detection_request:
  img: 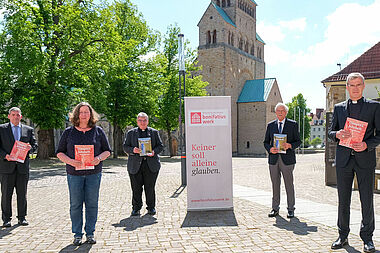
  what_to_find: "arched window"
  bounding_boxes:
[246,141,250,149]
[222,0,226,7]
[238,38,243,50]
[227,0,231,6]
[250,45,255,55]
[216,0,220,6]
[231,33,234,46]
[245,41,249,53]
[207,31,211,44]
[228,31,231,45]
[212,30,217,44]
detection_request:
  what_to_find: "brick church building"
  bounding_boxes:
[197,0,282,155]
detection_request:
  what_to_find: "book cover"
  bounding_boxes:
[9,141,30,163]
[138,137,152,156]
[74,145,95,170]
[273,134,287,154]
[339,117,368,149]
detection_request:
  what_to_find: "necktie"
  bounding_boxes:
[14,126,20,141]
[278,122,282,134]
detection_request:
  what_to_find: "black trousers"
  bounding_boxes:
[128,159,159,211]
[336,156,375,243]
[0,171,29,222]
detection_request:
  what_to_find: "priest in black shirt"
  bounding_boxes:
[328,73,380,252]
[123,112,163,216]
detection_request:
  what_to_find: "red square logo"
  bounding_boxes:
[191,112,202,124]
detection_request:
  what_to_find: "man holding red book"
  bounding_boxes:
[329,73,380,252]
[0,107,37,227]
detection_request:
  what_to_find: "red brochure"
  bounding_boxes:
[9,141,31,163]
[74,145,94,170]
[339,117,368,149]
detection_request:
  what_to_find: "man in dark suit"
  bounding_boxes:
[329,73,380,253]
[264,103,301,219]
[0,107,37,227]
[123,112,163,216]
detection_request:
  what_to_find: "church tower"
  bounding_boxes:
[198,0,266,154]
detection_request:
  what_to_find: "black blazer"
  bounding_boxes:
[123,127,164,174]
[263,118,301,165]
[0,123,38,174]
[328,98,380,168]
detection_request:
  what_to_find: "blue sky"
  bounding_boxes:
[132,0,380,112]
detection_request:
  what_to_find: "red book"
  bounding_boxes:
[9,141,31,163]
[74,145,94,170]
[339,117,368,149]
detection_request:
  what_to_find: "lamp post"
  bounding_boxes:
[178,34,186,186]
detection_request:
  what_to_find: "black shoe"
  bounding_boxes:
[2,221,11,227]
[131,209,140,216]
[86,235,96,244]
[331,237,348,249]
[268,209,279,217]
[73,237,82,246]
[147,208,156,215]
[18,219,29,226]
[364,241,375,253]
[287,210,294,218]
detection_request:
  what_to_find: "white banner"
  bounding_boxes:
[185,96,233,210]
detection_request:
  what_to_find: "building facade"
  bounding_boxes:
[198,0,281,155]
[309,108,326,146]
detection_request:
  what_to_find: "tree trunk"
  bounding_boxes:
[165,120,174,157]
[37,129,52,159]
[113,124,124,158]
[48,129,55,157]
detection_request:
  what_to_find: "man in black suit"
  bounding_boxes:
[264,103,301,219]
[123,112,163,216]
[329,73,380,253]
[0,107,37,227]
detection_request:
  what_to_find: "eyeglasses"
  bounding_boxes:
[137,119,147,122]
[348,83,363,88]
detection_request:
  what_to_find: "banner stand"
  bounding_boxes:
[185,96,233,211]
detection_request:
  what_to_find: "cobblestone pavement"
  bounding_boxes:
[0,153,379,252]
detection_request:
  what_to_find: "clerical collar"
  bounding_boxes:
[349,97,363,105]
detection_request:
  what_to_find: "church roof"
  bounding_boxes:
[322,41,380,83]
[256,33,265,44]
[212,2,236,27]
[237,78,276,103]
[250,0,258,5]
[211,2,265,44]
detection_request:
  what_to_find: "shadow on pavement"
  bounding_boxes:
[343,244,362,253]
[59,243,93,252]
[274,216,318,235]
[112,214,157,231]
[170,185,186,198]
[181,210,238,227]
[0,224,19,239]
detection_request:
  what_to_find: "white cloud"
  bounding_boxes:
[278,18,307,32]
[138,51,157,61]
[257,21,286,43]
[264,45,291,65]
[293,0,380,68]
[257,17,307,66]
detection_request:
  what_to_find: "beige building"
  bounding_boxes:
[198,0,282,156]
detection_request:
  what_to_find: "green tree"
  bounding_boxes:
[286,94,312,147]
[0,0,110,158]
[155,25,208,156]
[310,137,322,147]
[82,0,161,157]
